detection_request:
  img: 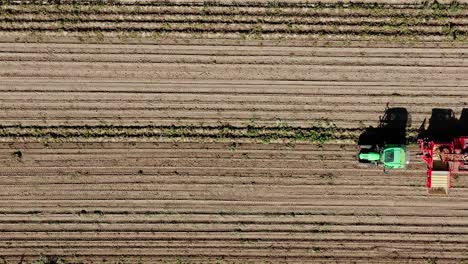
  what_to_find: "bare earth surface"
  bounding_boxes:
[0,0,468,263]
[0,39,466,263]
[0,142,467,263]
[0,41,468,128]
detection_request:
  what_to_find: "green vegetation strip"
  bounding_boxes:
[0,123,421,144]
[0,0,466,8]
[0,1,467,41]
[0,123,342,143]
[1,1,465,14]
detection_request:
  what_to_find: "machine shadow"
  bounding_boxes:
[417,108,468,142]
[358,107,411,147]
[357,106,411,167]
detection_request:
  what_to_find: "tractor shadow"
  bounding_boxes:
[417,108,468,142]
[358,107,411,147]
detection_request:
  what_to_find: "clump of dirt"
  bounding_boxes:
[12,150,23,161]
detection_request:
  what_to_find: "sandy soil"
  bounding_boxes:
[0,1,467,263]
[0,41,467,128]
[0,142,467,263]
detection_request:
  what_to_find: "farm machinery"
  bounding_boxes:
[417,108,468,195]
[357,106,468,195]
[358,106,411,171]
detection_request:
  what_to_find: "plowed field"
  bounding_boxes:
[0,0,468,263]
[1,41,467,129]
[1,142,467,263]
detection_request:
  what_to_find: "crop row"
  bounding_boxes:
[0,2,467,40]
[0,22,464,35]
[2,14,468,27]
[0,123,349,144]
[2,0,467,8]
[1,4,468,16]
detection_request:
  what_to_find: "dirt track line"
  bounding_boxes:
[0,177,436,187]
[1,91,467,104]
[0,141,360,149]
[1,34,467,47]
[3,77,467,86]
[0,108,447,124]
[0,169,429,179]
[2,86,468,95]
[2,54,467,67]
[0,250,464,261]
[0,184,440,192]
[0,258,435,264]
[2,214,466,224]
[0,49,467,59]
[2,231,468,243]
[1,43,468,55]
[3,14,468,27]
[0,97,466,107]
[0,140,406,147]
[2,60,467,72]
[2,69,466,83]
[0,162,423,172]
[0,166,426,173]
[1,207,467,217]
[1,241,466,251]
[1,197,467,206]
[1,225,468,236]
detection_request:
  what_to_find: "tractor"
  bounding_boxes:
[358,105,411,171]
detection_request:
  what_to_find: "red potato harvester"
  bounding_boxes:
[418,108,468,195]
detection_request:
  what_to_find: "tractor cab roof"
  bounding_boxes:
[383,146,407,169]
